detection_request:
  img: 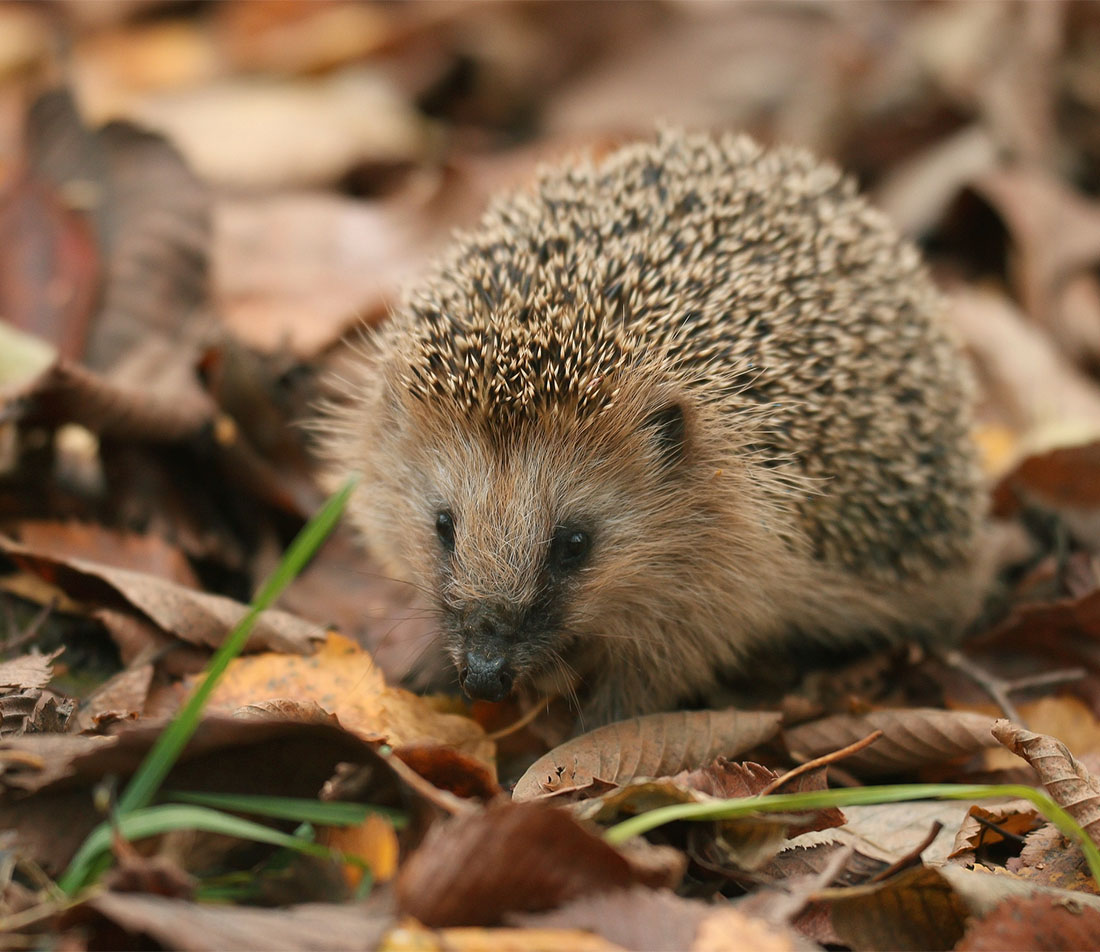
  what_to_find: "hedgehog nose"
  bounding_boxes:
[461,649,514,702]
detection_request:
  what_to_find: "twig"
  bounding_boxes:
[937,648,1084,725]
[485,696,557,741]
[868,821,943,883]
[762,729,884,796]
[0,596,56,654]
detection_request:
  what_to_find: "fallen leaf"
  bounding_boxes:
[949,288,1100,452]
[320,811,400,887]
[14,521,200,587]
[213,186,460,358]
[213,1,394,77]
[0,534,322,655]
[783,709,998,777]
[1008,823,1098,895]
[131,67,429,190]
[64,891,391,952]
[0,649,58,692]
[512,709,782,801]
[26,88,212,374]
[992,719,1100,846]
[274,527,438,689]
[759,841,891,889]
[993,441,1100,549]
[390,923,628,952]
[0,716,412,875]
[674,759,845,838]
[972,167,1100,364]
[957,893,1100,951]
[203,632,493,765]
[786,801,972,868]
[950,801,1042,861]
[511,885,797,952]
[820,865,969,952]
[0,173,99,362]
[77,661,155,732]
[574,776,792,873]
[940,864,1100,916]
[395,801,681,927]
[392,745,500,802]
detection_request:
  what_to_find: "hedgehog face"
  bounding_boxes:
[381,383,700,706]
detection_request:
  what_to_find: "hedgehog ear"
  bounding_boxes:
[642,402,687,469]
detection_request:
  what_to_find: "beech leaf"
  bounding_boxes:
[783,710,998,777]
[513,709,782,801]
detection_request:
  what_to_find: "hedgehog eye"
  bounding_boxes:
[435,511,456,552]
[551,526,591,571]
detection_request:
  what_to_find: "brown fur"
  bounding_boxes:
[319,130,988,726]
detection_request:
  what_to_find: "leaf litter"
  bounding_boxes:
[5,2,1100,949]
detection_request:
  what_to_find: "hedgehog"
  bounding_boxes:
[321,128,988,726]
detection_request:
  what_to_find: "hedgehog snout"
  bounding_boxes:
[455,603,518,703]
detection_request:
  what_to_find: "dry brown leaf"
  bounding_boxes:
[77,661,155,732]
[512,709,782,801]
[873,124,999,238]
[545,2,860,151]
[994,441,1100,549]
[14,521,200,587]
[212,164,496,359]
[956,893,1100,951]
[392,745,500,802]
[70,18,222,119]
[675,759,845,838]
[0,650,58,692]
[949,801,1042,860]
[26,89,212,374]
[65,891,392,952]
[131,68,429,190]
[0,321,211,445]
[275,528,438,689]
[232,697,338,725]
[949,288,1100,452]
[940,865,1100,916]
[819,865,969,952]
[213,1,394,76]
[992,719,1100,845]
[760,841,891,889]
[391,924,628,952]
[1008,823,1099,896]
[512,885,798,952]
[787,801,972,870]
[973,168,1100,363]
[692,905,802,952]
[509,886,711,952]
[0,534,321,655]
[395,801,681,928]
[203,632,492,765]
[783,709,998,777]
[0,716,411,875]
[0,173,99,362]
[571,775,790,873]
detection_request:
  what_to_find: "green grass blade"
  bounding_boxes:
[167,791,405,828]
[58,803,369,895]
[116,475,358,819]
[603,781,1100,887]
[58,476,359,895]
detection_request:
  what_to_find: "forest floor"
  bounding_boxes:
[3,2,1100,949]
